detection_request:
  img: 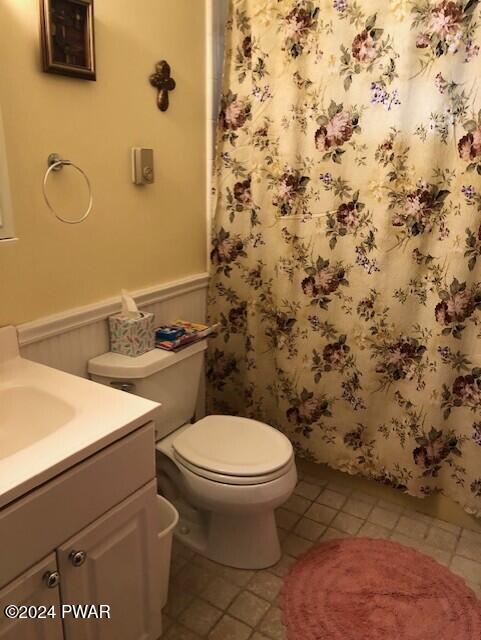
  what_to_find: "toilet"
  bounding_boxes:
[88,341,297,569]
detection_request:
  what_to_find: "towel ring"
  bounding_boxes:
[43,153,93,225]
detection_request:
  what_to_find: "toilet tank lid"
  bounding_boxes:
[88,340,207,379]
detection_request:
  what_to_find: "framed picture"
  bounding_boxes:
[40,0,96,81]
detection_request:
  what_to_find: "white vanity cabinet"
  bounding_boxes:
[0,424,162,640]
[0,554,63,640]
[58,483,160,640]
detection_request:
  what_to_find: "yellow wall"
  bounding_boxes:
[0,0,207,326]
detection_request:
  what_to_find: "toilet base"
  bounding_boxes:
[207,509,281,569]
[175,508,281,570]
[156,433,297,570]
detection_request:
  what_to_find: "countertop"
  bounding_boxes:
[0,326,160,509]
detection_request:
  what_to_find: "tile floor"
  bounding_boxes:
[162,470,481,639]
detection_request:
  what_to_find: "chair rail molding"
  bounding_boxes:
[17,273,209,346]
[17,273,210,380]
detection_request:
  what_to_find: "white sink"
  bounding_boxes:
[0,326,160,508]
[0,386,75,459]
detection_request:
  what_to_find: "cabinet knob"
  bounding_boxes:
[69,550,87,567]
[43,571,60,589]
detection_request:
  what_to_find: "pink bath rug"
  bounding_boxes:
[281,537,481,640]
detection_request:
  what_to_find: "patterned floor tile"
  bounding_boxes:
[282,493,311,515]
[321,527,350,541]
[325,481,353,496]
[293,517,326,541]
[164,623,202,639]
[281,533,313,558]
[175,563,215,595]
[268,554,296,578]
[450,555,481,585]
[331,511,363,535]
[215,565,255,587]
[425,526,458,552]
[294,480,322,501]
[368,506,401,529]
[178,599,223,636]
[358,521,391,539]
[164,464,474,639]
[228,591,270,627]
[350,489,378,505]
[208,615,252,640]
[275,508,300,531]
[377,498,404,513]
[301,473,327,487]
[456,529,481,562]
[202,576,241,610]
[390,531,423,551]
[404,509,433,526]
[395,515,429,541]
[432,518,461,536]
[247,572,284,601]
[343,497,374,519]
[258,607,286,640]
[317,488,347,510]
[165,587,196,619]
[304,501,337,525]
[418,543,452,567]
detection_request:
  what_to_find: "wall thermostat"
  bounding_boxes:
[132,147,154,185]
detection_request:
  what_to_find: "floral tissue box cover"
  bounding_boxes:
[108,312,155,357]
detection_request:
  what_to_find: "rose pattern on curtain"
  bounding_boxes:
[207,0,481,515]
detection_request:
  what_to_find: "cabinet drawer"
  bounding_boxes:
[0,424,155,588]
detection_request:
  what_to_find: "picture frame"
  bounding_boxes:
[40,0,96,81]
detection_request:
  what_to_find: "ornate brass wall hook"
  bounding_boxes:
[149,60,176,112]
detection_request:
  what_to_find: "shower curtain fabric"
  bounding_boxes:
[208,0,481,515]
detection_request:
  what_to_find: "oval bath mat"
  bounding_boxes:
[282,538,481,640]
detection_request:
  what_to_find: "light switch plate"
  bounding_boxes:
[132,148,154,185]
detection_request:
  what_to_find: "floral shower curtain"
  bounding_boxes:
[207,0,481,515]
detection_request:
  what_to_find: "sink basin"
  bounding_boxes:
[0,325,160,509]
[0,386,75,459]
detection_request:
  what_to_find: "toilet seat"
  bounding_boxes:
[175,452,294,486]
[172,415,293,485]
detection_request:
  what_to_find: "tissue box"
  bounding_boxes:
[108,312,155,357]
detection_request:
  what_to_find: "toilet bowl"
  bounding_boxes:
[157,416,297,568]
[88,341,297,569]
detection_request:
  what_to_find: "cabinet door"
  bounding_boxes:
[0,554,63,640]
[57,482,162,640]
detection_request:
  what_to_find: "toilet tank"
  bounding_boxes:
[88,341,207,440]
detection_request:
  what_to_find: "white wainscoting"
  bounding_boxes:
[18,273,209,380]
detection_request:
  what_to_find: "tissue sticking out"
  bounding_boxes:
[121,289,141,320]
